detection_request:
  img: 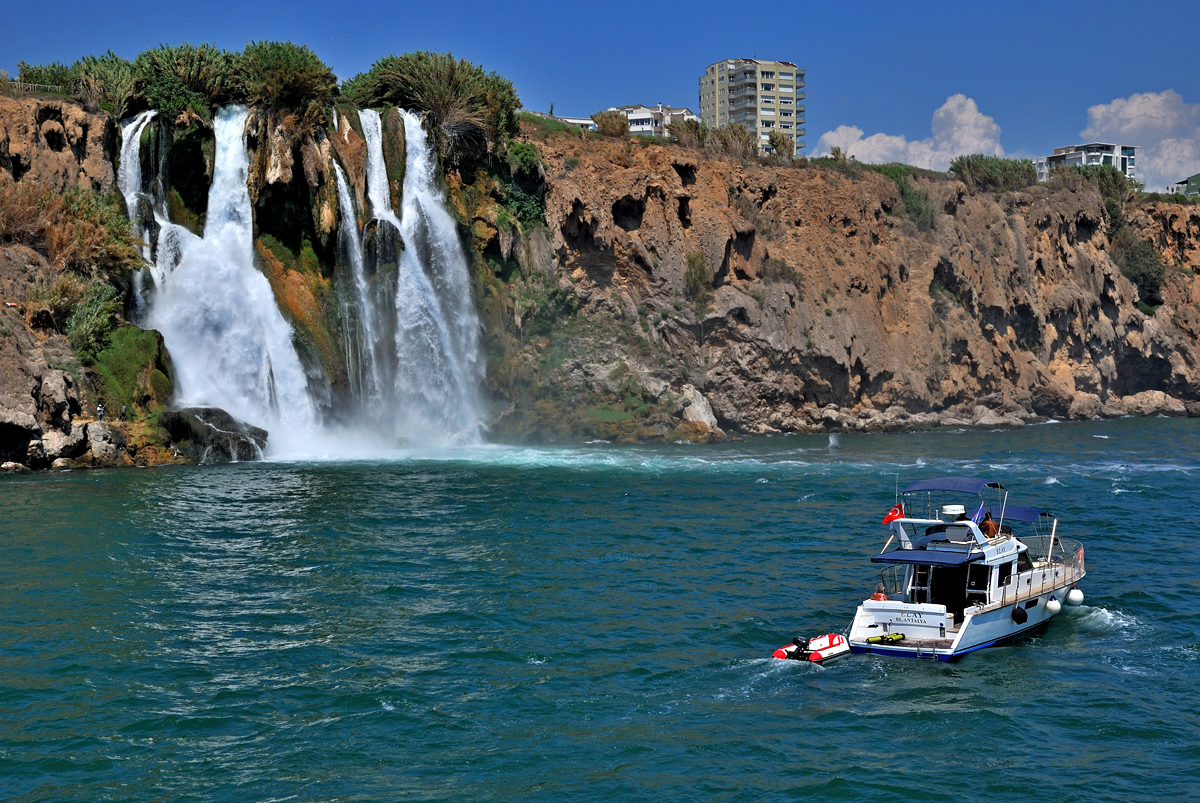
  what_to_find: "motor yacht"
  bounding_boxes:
[847,477,1085,661]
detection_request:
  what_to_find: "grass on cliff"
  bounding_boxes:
[0,181,141,277]
[949,154,1037,193]
[870,164,937,232]
[1048,164,1139,203]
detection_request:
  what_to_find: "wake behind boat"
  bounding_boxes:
[846,476,1085,661]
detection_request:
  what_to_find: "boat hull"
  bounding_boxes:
[848,582,1075,661]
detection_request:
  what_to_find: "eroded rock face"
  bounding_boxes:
[481,131,1200,439]
[0,96,114,191]
[160,407,268,463]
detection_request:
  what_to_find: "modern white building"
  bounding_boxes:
[698,58,805,153]
[607,104,699,138]
[1033,143,1138,182]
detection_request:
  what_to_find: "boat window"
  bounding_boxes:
[1016,551,1033,573]
[997,562,1014,586]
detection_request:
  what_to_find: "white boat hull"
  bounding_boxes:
[848,581,1077,661]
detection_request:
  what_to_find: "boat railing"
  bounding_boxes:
[982,536,1084,612]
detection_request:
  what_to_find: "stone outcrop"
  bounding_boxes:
[0,95,114,191]
[160,407,268,463]
[478,130,1200,439]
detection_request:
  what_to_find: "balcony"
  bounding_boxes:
[728,85,757,97]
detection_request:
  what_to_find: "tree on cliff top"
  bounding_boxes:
[237,41,337,113]
[133,43,241,120]
[342,52,520,163]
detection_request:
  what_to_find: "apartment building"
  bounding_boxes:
[607,104,699,137]
[1033,143,1138,182]
[698,58,806,152]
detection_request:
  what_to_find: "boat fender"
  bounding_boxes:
[1065,587,1084,606]
[1045,597,1062,615]
[866,632,904,644]
[1011,605,1028,625]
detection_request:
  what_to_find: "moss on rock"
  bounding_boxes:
[88,323,174,417]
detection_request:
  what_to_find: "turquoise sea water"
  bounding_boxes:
[2,418,1198,801]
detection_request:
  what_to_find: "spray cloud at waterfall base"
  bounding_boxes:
[120,104,485,458]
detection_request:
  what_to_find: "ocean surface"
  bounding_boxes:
[2,418,1198,802]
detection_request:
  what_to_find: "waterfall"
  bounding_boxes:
[118,110,158,309]
[146,105,315,438]
[392,110,483,444]
[359,109,402,234]
[333,161,384,413]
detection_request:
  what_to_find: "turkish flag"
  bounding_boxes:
[882,504,904,524]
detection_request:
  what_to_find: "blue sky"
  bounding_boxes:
[4,0,1199,187]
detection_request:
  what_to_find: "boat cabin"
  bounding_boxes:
[871,477,1061,626]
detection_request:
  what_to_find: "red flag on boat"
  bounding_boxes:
[882,504,904,524]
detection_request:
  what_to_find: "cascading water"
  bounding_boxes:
[118,110,157,310]
[146,105,315,439]
[392,110,483,444]
[333,162,384,413]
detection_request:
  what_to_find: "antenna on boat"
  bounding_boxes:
[893,474,899,505]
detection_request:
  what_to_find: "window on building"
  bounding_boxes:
[761,97,775,104]
[761,83,774,91]
[779,85,792,92]
[781,110,792,117]
[781,123,792,129]
[779,98,792,105]
[761,71,775,78]
[762,120,774,128]
[780,72,793,78]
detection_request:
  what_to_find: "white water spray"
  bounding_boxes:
[333,161,384,412]
[146,105,315,439]
[392,110,483,444]
[359,109,402,234]
[118,111,158,309]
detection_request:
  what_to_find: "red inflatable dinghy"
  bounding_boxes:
[772,633,850,664]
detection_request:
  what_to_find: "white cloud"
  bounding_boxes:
[1079,90,1200,190]
[815,95,1003,170]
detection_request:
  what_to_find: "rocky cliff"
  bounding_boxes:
[5,93,1200,464]
[473,130,1200,440]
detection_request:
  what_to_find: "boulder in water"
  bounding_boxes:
[161,408,268,463]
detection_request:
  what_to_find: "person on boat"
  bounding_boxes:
[981,512,999,537]
[870,583,888,601]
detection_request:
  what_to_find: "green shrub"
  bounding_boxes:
[761,256,802,286]
[133,43,241,113]
[78,51,139,119]
[683,252,713,322]
[707,124,757,159]
[501,183,544,229]
[1111,227,1165,307]
[592,110,629,138]
[16,61,78,87]
[767,130,795,160]
[237,40,335,111]
[564,156,581,170]
[1048,164,1138,203]
[667,119,708,149]
[1104,197,1125,233]
[66,281,121,362]
[343,51,519,162]
[873,166,937,231]
[506,141,541,179]
[949,154,1036,192]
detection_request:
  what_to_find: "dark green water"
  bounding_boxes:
[2,419,1198,801]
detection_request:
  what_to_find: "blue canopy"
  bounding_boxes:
[871,548,983,568]
[998,505,1051,523]
[904,477,1004,495]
